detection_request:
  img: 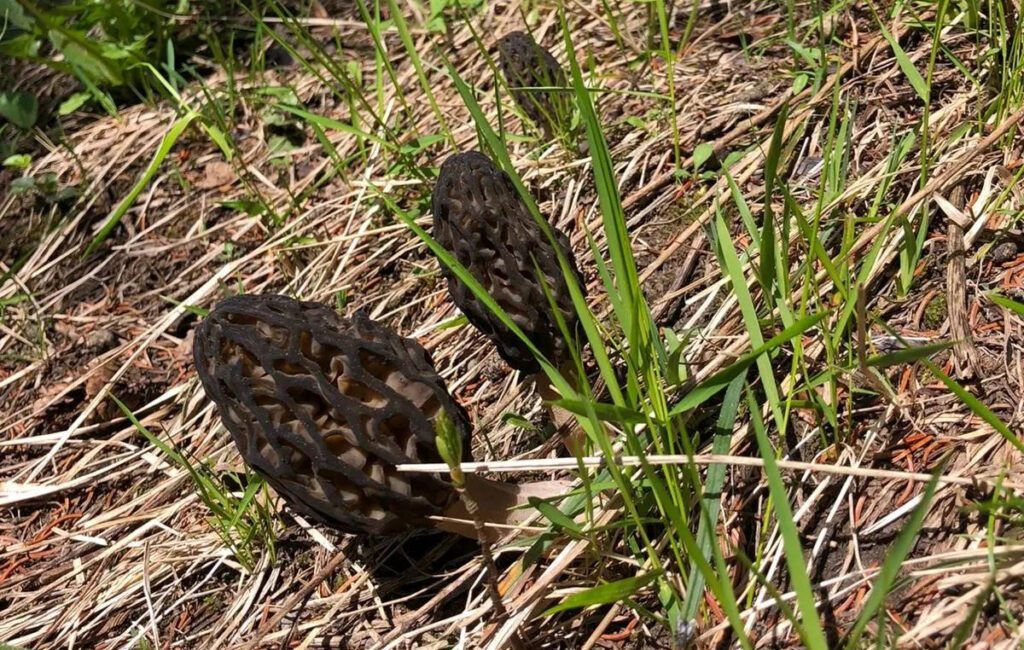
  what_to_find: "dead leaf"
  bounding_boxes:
[84,362,115,402]
[194,161,236,190]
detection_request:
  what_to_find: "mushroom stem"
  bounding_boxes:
[532,366,592,456]
[433,476,572,540]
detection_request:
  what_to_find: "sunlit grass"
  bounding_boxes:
[13,0,1024,645]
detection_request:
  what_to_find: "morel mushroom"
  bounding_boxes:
[432,151,583,374]
[498,31,571,139]
[432,151,588,450]
[194,293,561,538]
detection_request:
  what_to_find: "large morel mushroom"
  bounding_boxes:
[193,293,474,536]
[431,151,584,376]
[194,293,563,538]
[497,30,571,138]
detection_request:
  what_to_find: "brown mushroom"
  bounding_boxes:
[431,151,588,450]
[497,31,572,139]
[193,293,560,538]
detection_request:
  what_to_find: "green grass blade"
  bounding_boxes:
[383,0,453,145]
[669,310,826,415]
[921,359,1024,454]
[272,102,393,149]
[865,341,952,367]
[878,22,929,101]
[551,399,647,425]
[682,369,745,619]
[85,112,197,256]
[558,8,651,350]
[747,388,829,649]
[987,291,1024,316]
[528,496,584,535]
[542,570,664,617]
[713,210,784,430]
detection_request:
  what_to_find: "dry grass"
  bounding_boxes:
[3,1,1024,648]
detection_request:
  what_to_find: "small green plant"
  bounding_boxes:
[0,90,38,129]
[112,395,277,572]
[7,170,78,203]
[2,152,31,170]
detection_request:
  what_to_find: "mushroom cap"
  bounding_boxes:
[497,31,570,136]
[193,294,472,536]
[431,151,584,374]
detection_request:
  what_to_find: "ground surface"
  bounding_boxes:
[3,1,1024,649]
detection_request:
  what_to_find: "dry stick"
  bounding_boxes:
[946,184,980,377]
[448,474,525,650]
[582,603,622,650]
[398,453,1022,492]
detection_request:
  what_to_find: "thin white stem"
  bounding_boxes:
[399,453,1021,491]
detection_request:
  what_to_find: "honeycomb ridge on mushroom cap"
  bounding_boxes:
[193,293,472,536]
[431,151,584,374]
[497,30,570,137]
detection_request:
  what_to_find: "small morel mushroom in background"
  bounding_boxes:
[498,30,572,140]
[431,151,588,450]
[193,293,563,539]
